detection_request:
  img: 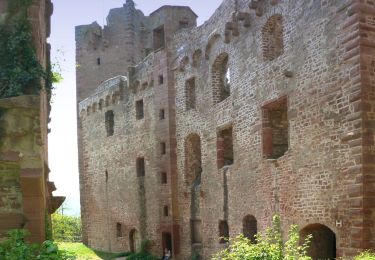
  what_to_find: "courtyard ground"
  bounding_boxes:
[58,242,121,260]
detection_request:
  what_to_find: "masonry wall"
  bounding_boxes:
[0,0,62,243]
[77,0,375,259]
[173,0,374,258]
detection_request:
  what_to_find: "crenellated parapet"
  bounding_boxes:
[79,75,126,116]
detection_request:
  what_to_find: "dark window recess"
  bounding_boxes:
[105,170,108,183]
[219,220,229,243]
[136,100,144,120]
[153,25,165,50]
[163,205,169,216]
[262,97,288,159]
[97,58,101,65]
[243,215,257,243]
[212,53,230,104]
[136,157,145,177]
[159,75,164,85]
[159,109,165,120]
[179,20,189,29]
[161,142,166,155]
[191,219,202,244]
[116,223,122,237]
[217,126,234,168]
[105,110,114,136]
[185,77,196,110]
[161,172,167,184]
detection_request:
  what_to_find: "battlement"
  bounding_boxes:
[79,75,126,116]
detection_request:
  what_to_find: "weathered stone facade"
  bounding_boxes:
[76,0,375,258]
[0,0,64,243]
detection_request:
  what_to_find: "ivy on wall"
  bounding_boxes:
[0,0,55,99]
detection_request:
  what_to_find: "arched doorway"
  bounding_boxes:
[129,228,140,253]
[242,215,257,243]
[300,224,336,260]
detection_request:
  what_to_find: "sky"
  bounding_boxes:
[48,0,222,216]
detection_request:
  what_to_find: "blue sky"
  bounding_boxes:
[48,0,222,216]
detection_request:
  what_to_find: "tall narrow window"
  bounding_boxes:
[219,220,229,243]
[212,53,230,104]
[116,223,122,237]
[262,97,288,159]
[153,25,165,50]
[217,126,234,169]
[185,77,196,110]
[159,75,164,85]
[136,100,144,120]
[105,110,114,136]
[97,57,101,65]
[163,205,169,217]
[161,142,166,155]
[136,157,145,177]
[159,109,165,120]
[262,14,284,61]
[161,172,167,184]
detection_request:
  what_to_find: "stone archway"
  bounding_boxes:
[242,215,257,243]
[300,224,336,260]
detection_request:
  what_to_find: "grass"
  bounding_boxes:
[58,242,121,260]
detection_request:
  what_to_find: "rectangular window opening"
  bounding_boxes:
[136,99,144,120]
[161,172,167,184]
[116,223,122,237]
[153,25,165,51]
[97,57,101,65]
[185,77,196,110]
[159,109,165,120]
[217,126,234,169]
[105,110,114,136]
[161,142,166,155]
[262,97,288,159]
[137,157,145,177]
[159,75,164,85]
[163,205,169,217]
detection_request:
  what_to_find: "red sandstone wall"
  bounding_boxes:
[173,0,373,258]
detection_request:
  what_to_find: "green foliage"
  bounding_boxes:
[0,0,59,99]
[213,215,312,260]
[354,251,375,260]
[52,213,82,242]
[0,229,76,260]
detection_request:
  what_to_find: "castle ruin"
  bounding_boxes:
[76,0,375,258]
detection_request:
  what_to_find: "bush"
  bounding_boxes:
[355,251,375,260]
[0,229,75,260]
[213,215,312,260]
[52,213,82,242]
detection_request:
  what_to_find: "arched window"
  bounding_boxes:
[242,215,257,243]
[262,14,284,61]
[212,53,230,104]
[300,224,336,260]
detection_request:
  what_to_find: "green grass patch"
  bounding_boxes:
[58,242,103,260]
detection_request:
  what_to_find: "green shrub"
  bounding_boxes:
[0,229,75,260]
[354,251,375,260]
[52,213,82,242]
[213,215,312,260]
